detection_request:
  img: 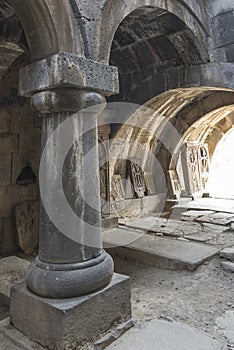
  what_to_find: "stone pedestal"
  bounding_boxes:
[10,274,132,350]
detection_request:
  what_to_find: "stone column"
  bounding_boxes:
[10,53,132,349]
[26,88,114,298]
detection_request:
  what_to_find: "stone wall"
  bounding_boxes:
[209,0,234,63]
[0,56,40,256]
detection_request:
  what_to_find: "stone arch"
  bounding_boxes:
[1,0,85,62]
[108,87,234,214]
[0,0,87,256]
[100,3,210,104]
[182,105,234,160]
[98,0,209,63]
[145,88,234,194]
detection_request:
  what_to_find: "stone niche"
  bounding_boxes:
[0,56,40,256]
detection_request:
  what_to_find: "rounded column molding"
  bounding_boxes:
[31,89,106,114]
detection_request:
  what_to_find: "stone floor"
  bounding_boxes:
[1,254,234,349]
[118,208,234,248]
[1,200,234,349]
[106,318,227,350]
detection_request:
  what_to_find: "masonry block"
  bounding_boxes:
[0,108,10,134]
[0,154,11,187]
[0,134,18,154]
[10,274,132,350]
[0,216,18,256]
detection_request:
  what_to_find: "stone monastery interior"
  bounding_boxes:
[0,0,234,349]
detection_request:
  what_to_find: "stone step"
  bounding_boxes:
[174,198,234,214]
[103,228,217,271]
[106,319,227,350]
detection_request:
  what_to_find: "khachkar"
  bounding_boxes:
[10,53,132,349]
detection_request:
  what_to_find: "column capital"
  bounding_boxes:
[31,89,106,114]
[19,52,119,97]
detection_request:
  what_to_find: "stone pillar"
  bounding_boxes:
[10,53,132,349]
[26,88,114,299]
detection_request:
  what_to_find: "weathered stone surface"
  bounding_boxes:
[10,274,132,350]
[220,248,234,262]
[220,261,234,273]
[0,217,18,256]
[14,201,39,254]
[212,11,234,48]
[0,154,11,187]
[181,210,215,218]
[19,53,119,97]
[184,232,216,243]
[103,228,217,271]
[0,319,44,350]
[121,216,167,232]
[18,129,41,153]
[0,333,24,350]
[185,63,234,90]
[106,319,227,350]
[216,311,234,344]
[196,213,234,226]
[0,134,18,153]
[226,45,234,63]
[0,108,10,134]
[0,257,29,306]
[120,216,227,242]
[0,184,38,218]
[102,216,119,230]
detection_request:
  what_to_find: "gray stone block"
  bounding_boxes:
[19,53,119,97]
[212,11,234,48]
[220,261,234,273]
[103,228,217,271]
[102,216,119,230]
[225,45,234,62]
[220,248,234,262]
[10,273,132,350]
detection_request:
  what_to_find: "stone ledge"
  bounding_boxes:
[103,228,217,271]
[19,52,119,97]
[10,273,132,350]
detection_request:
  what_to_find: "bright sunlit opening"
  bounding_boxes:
[207,128,234,199]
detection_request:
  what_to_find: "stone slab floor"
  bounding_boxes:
[1,204,234,349]
[0,254,234,349]
[111,255,234,349]
[106,319,227,350]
